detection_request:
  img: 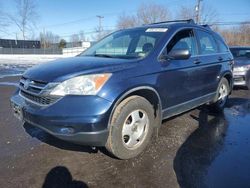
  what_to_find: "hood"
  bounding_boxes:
[234,57,250,67]
[23,56,137,82]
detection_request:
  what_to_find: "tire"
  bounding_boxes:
[105,96,154,159]
[209,78,230,112]
[247,78,250,90]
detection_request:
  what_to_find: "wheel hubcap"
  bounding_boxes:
[218,83,228,106]
[122,109,149,149]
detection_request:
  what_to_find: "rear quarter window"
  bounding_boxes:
[196,30,218,55]
[214,36,229,53]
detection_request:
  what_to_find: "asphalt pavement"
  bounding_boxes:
[0,76,249,188]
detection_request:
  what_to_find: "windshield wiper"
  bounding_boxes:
[94,54,113,58]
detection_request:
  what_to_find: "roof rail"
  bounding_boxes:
[147,19,195,25]
[201,24,212,29]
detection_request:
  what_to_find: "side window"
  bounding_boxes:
[196,30,218,55]
[216,37,229,53]
[167,29,198,56]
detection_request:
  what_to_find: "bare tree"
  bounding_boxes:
[200,3,219,25]
[40,31,60,48]
[9,0,39,40]
[117,13,138,29]
[79,30,85,41]
[137,3,171,24]
[177,6,195,20]
[0,3,9,37]
[219,23,250,46]
[70,34,80,47]
[176,3,219,25]
[117,3,171,29]
[92,27,113,41]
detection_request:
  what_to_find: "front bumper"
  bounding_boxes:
[10,89,113,146]
[233,71,248,86]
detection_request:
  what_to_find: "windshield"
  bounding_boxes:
[230,48,250,59]
[80,28,167,59]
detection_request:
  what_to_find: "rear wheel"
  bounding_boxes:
[106,96,154,159]
[209,78,229,112]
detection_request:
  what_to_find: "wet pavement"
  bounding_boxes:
[174,98,250,188]
[0,76,250,188]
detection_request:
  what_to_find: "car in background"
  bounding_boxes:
[230,46,250,89]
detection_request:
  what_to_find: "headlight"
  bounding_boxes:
[243,65,250,70]
[50,74,111,96]
[234,65,250,72]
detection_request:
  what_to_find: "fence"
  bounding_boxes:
[0,47,62,55]
[0,41,93,56]
[62,47,88,56]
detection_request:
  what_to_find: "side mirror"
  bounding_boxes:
[168,49,191,60]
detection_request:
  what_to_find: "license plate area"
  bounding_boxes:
[11,101,23,121]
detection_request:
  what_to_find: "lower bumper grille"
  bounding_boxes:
[20,90,59,105]
[234,76,245,82]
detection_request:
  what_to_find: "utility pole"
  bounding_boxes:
[96,15,104,40]
[43,27,46,54]
[15,33,18,45]
[195,0,202,24]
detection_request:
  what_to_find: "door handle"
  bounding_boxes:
[193,59,201,64]
[228,60,234,66]
[218,57,223,61]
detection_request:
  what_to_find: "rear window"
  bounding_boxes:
[230,48,250,59]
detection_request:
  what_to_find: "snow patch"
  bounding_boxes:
[0,54,73,78]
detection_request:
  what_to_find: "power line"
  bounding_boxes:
[38,2,190,30]
[59,29,115,39]
[220,13,250,16]
[3,18,249,40]
[57,26,115,36]
[57,22,250,39]
[42,16,98,28]
[40,11,136,29]
[209,21,250,25]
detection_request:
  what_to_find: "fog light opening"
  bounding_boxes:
[60,127,75,134]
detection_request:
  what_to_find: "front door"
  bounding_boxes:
[157,28,209,117]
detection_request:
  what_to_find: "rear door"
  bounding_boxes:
[194,29,222,95]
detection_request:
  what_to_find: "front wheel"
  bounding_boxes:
[105,96,154,159]
[247,78,250,90]
[209,78,230,112]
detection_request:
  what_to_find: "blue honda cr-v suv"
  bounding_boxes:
[11,20,233,159]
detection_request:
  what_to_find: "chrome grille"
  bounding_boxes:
[19,76,47,94]
[19,76,60,105]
